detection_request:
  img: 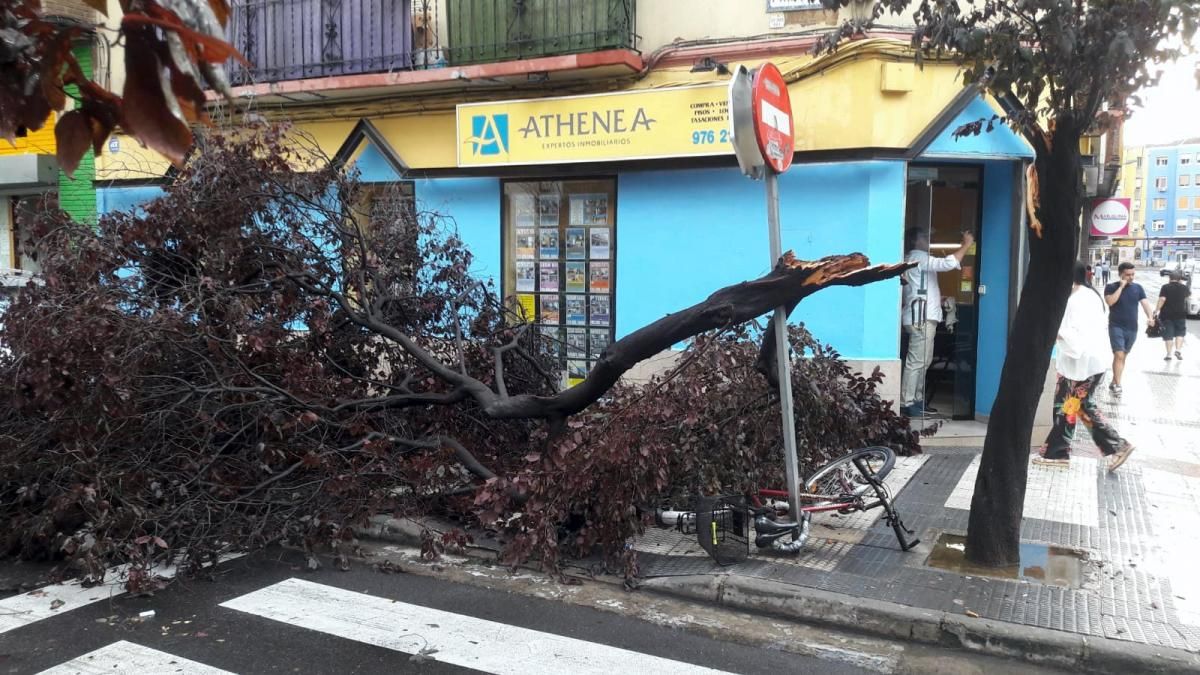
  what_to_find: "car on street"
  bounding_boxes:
[1160,262,1193,283]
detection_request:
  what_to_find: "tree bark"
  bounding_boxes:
[964,121,1082,566]
[485,252,911,420]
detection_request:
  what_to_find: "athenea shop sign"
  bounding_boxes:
[457,84,733,167]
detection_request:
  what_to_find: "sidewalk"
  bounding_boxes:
[630,325,1200,670]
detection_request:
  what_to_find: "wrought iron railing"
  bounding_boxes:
[227,0,637,86]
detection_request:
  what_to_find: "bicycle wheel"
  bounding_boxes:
[802,446,896,505]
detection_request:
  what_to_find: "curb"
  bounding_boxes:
[359,516,1200,674]
[640,574,1200,675]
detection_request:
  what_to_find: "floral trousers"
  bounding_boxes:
[1041,373,1124,459]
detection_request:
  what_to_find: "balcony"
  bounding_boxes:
[227,0,638,86]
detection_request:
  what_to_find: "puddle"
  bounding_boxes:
[925,533,1087,589]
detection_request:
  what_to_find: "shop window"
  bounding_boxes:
[503,179,615,387]
[1153,219,1165,231]
[1154,198,1166,210]
[1156,177,1168,191]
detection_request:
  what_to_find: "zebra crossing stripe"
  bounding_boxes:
[1,555,242,635]
[0,563,177,635]
[221,578,732,674]
[37,640,234,675]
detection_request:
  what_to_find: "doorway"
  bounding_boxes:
[903,164,982,420]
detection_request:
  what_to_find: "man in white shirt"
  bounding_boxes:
[900,227,975,417]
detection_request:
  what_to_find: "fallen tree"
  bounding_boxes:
[0,128,916,582]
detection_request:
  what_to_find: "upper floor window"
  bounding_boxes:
[1153,219,1166,231]
[1181,175,1191,187]
[1180,197,1190,209]
[1154,198,1167,210]
[1194,197,1200,210]
[1156,177,1169,191]
[1177,218,1189,232]
[1183,155,1192,166]
[1156,156,1169,166]
[1133,199,1141,212]
[1135,177,1143,188]
[1193,219,1200,232]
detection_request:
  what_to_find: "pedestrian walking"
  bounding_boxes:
[1156,270,1191,360]
[1099,259,1111,286]
[899,227,974,417]
[1035,262,1136,471]
[1104,261,1156,397]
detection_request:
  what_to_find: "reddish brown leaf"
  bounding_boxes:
[164,59,209,124]
[82,104,118,155]
[120,27,193,167]
[54,111,91,178]
[124,12,249,65]
[208,0,230,28]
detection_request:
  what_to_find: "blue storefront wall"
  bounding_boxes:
[616,162,904,359]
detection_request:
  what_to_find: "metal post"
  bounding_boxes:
[766,170,802,525]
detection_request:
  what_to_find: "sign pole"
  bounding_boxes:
[765,169,802,524]
[730,61,802,528]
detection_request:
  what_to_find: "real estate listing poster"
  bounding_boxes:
[565,227,587,260]
[565,295,587,326]
[589,262,610,293]
[589,228,611,259]
[565,261,586,292]
[539,295,561,324]
[538,261,559,291]
[515,261,536,292]
[589,295,611,327]
[538,228,559,259]
[515,228,536,260]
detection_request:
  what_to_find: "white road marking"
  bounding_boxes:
[220,578,731,674]
[759,99,790,134]
[37,640,234,675]
[0,555,243,635]
[0,563,177,635]
[945,455,1099,528]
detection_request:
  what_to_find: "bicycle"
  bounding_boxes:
[654,447,920,565]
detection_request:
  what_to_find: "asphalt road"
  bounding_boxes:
[2,549,876,675]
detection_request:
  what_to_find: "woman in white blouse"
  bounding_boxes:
[1035,262,1136,471]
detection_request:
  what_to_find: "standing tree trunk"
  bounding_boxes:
[964,120,1083,566]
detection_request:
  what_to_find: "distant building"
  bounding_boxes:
[1142,139,1200,263]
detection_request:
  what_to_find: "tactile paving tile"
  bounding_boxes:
[630,526,709,558]
[945,455,1099,528]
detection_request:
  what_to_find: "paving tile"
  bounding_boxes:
[631,332,1200,652]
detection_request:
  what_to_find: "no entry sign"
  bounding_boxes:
[751,63,794,174]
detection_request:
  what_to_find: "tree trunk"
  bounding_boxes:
[964,122,1082,566]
